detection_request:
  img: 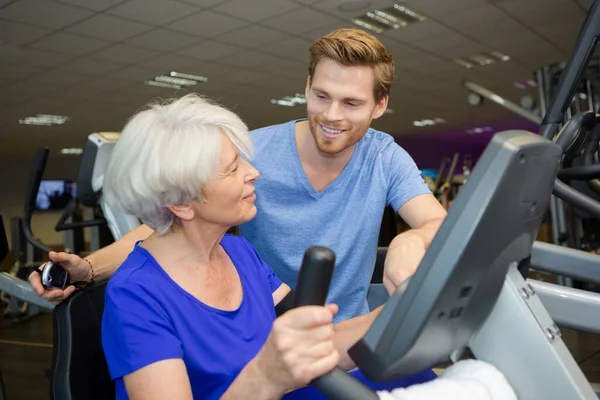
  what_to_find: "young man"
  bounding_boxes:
[30,29,446,322]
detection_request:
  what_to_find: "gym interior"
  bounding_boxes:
[2,0,600,398]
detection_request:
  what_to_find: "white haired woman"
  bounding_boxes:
[100,94,378,400]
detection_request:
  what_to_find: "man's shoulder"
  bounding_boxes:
[250,120,297,140]
[361,127,403,155]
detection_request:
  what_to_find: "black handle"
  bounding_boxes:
[542,0,600,126]
[294,246,378,400]
[22,148,53,254]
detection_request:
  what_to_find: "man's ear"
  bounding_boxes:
[168,203,194,222]
[372,95,389,120]
[305,76,312,99]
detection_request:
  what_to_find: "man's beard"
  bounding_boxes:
[307,115,369,155]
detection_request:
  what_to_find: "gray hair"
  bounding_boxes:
[103,93,253,234]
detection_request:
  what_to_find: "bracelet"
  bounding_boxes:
[84,258,96,283]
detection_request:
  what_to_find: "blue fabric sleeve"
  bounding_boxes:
[383,143,432,212]
[238,236,283,293]
[102,282,183,380]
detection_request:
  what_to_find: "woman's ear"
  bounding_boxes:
[168,203,194,222]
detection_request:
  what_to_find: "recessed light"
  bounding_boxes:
[352,3,427,33]
[270,93,306,107]
[413,118,445,127]
[19,114,70,126]
[384,109,394,114]
[60,148,83,155]
[467,126,492,135]
[145,71,208,90]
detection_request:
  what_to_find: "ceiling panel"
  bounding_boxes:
[261,7,341,34]
[412,32,476,52]
[137,53,201,72]
[90,44,161,65]
[0,19,51,46]
[55,57,127,76]
[219,50,283,68]
[174,40,242,61]
[27,70,92,86]
[442,3,507,28]
[403,0,486,16]
[0,63,44,80]
[258,37,313,61]
[50,0,127,12]
[167,10,248,37]
[29,32,110,56]
[0,0,93,29]
[384,20,452,43]
[214,0,299,22]
[219,25,290,48]
[0,44,74,68]
[125,28,202,51]
[107,0,199,25]
[67,14,154,41]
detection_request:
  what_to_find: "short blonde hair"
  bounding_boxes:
[103,94,253,234]
[308,28,395,102]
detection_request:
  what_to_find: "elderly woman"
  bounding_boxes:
[100,94,379,400]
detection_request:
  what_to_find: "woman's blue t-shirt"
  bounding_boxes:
[101,234,283,400]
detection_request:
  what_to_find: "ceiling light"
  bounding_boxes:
[352,3,426,33]
[455,51,511,69]
[145,71,208,90]
[384,109,394,114]
[60,148,83,155]
[271,93,306,107]
[169,71,208,82]
[467,126,492,135]
[19,114,70,126]
[514,80,537,89]
[454,58,474,69]
[413,117,445,127]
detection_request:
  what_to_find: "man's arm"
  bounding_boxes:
[30,224,154,304]
[383,194,447,294]
[87,224,155,281]
[332,306,383,370]
[273,284,381,371]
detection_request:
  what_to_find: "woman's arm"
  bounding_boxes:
[124,359,193,400]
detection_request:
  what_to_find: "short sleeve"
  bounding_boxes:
[102,282,183,380]
[238,236,283,293]
[383,143,431,212]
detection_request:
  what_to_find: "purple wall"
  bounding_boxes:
[394,119,540,174]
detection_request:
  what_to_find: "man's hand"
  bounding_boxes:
[29,251,91,305]
[383,233,426,295]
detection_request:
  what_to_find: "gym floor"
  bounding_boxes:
[1,311,600,399]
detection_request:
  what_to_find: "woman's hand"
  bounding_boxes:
[28,251,91,305]
[255,304,340,395]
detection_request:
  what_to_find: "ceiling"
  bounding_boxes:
[0,0,596,158]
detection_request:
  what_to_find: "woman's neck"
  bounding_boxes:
[141,221,228,271]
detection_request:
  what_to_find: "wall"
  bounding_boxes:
[0,155,81,252]
[395,119,540,173]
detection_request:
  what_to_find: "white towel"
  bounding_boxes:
[377,360,517,400]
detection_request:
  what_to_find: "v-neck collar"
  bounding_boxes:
[289,119,360,199]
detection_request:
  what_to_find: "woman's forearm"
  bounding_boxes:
[221,357,284,400]
[87,224,154,281]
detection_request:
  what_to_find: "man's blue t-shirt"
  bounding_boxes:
[101,235,282,400]
[240,120,430,322]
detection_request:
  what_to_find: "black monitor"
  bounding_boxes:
[348,130,562,381]
[35,180,77,211]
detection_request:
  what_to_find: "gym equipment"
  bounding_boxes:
[0,214,8,400]
[47,2,600,399]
